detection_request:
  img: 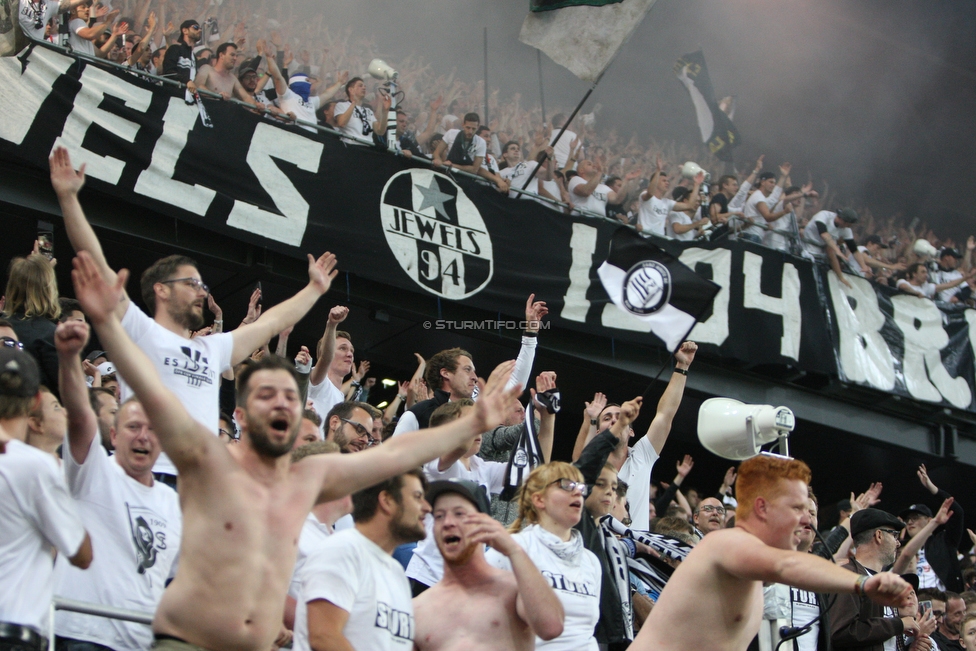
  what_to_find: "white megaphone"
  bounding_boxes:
[697,398,796,460]
[913,239,938,259]
[367,58,397,81]
[680,161,704,179]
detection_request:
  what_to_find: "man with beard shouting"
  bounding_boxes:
[71,250,525,651]
[50,147,328,486]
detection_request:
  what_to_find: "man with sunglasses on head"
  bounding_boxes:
[51,146,341,486]
[161,19,201,94]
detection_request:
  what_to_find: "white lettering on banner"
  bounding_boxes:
[680,247,731,346]
[560,223,598,322]
[891,294,972,408]
[133,96,216,216]
[226,122,323,247]
[52,65,152,185]
[827,273,895,390]
[742,252,801,360]
[0,47,72,145]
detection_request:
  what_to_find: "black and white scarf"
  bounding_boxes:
[598,514,635,641]
[499,398,546,501]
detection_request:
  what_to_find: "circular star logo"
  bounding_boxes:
[380,169,494,299]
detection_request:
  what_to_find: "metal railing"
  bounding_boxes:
[48,597,153,651]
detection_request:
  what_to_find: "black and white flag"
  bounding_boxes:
[597,228,720,352]
[674,49,740,162]
[499,399,546,501]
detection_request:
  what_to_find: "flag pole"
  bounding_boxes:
[483,28,489,125]
[537,49,547,125]
[518,82,595,191]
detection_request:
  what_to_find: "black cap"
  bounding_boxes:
[899,503,933,520]
[180,19,200,31]
[836,498,852,513]
[837,208,859,224]
[850,508,905,538]
[0,348,41,398]
[85,350,107,363]
[940,247,963,259]
[864,235,888,248]
[901,573,920,593]
[426,479,491,515]
[237,57,260,79]
[757,171,776,182]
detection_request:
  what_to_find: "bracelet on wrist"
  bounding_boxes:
[214,319,223,324]
[854,574,868,596]
[523,330,538,338]
[590,418,598,426]
[398,394,407,400]
[674,367,688,376]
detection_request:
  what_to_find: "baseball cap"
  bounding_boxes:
[850,508,905,538]
[0,348,41,398]
[900,573,920,593]
[85,350,107,363]
[180,19,200,31]
[940,247,962,259]
[864,235,888,248]
[757,171,776,182]
[426,479,491,515]
[96,361,117,377]
[899,503,933,520]
[237,57,260,79]
[836,498,852,513]
[837,207,859,224]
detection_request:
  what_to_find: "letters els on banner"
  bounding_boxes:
[2,44,976,412]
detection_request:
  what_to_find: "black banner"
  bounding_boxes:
[673,50,740,162]
[2,44,976,412]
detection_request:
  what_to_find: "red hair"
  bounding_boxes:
[735,455,812,521]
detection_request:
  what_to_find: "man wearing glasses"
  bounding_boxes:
[51,146,340,486]
[0,319,22,349]
[830,508,921,649]
[324,402,376,453]
[693,498,726,536]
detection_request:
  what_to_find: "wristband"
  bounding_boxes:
[590,419,598,426]
[854,574,868,596]
[523,330,538,338]
[398,394,407,401]
[213,319,223,324]
[351,381,361,388]
[674,367,688,376]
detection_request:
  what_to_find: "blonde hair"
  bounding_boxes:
[735,455,812,521]
[510,461,584,532]
[3,255,61,320]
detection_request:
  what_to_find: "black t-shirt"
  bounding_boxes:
[709,193,729,215]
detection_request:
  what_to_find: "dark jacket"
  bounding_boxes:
[406,389,450,430]
[8,314,58,397]
[915,488,965,593]
[162,40,196,85]
[575,429,630,648]
[829,558,904,650]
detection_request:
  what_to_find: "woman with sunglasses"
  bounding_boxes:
[487,462,601,651]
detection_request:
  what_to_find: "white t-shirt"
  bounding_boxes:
[933,268,965,302]
[500,161,539,199]
[405,456,506,587]
[486,525,601,651]
[19,0,62,41]
[334,101,377,144]
[916,546,947,591]
[617,435,660,532]
[68,18,95,56]
[0,439,87,632]
[295,528,414,651]
[802,211,854,257]
[568,176,611,216]
[897,279,937,299]
[550,129,578,169]
[279,88,320,132]
[789,586,820,651]
[442,129,487,164]
[307,375,344,437]
[739,190,770,239]
[56,434,181,650]
[637,195,675,238]
[764,204,798,252]
[120,303,234,475]
[666,208,699,241]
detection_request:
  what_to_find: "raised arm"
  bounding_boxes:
[892,497,954,574]
[467,514,564,640]
[532,372,557,463]
[507,294,546,392]
[311,361,521,501]
[644,341,695,454]
[71,252,213,468]
[55,320,99,464]
[231,253,338,364]
[309,306,347,387]
[315,71,348,105]
[50,148,128,319]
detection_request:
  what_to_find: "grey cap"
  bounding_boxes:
[837,207,859,224]
[426,479,491,514]
[0,348,41,398]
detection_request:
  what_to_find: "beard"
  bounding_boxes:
[246,414,299,458]
[167,300,205,331]
[389,506,426,545]
[442,540,479,566]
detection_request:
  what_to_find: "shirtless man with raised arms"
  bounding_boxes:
[632,454,913,651]
[71,251,523,651]
[412,480,564,651]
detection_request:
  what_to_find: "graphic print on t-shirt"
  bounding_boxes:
[374,602,414,641]
[164,346,216,388]
[126,502,169,578]
[542,570,598,597]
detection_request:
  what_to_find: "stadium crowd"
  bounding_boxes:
[3,2,976,651]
